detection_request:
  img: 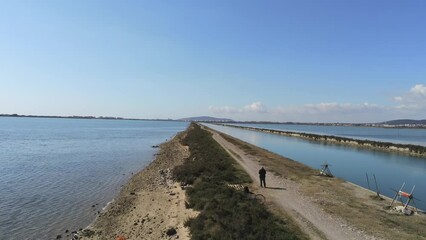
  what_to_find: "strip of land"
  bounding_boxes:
[217,124,426,157]
[76,123,425,240]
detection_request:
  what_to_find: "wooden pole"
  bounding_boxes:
[366,172,370,190]
[373,174,380,198]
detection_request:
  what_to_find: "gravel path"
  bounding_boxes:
[210,129,378,240]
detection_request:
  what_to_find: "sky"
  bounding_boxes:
[0,0,425,123]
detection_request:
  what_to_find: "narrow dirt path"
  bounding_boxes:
[209,129,378,240]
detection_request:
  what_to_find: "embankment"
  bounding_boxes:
[217,124,426,157]
[74,123,425,240]
[209,125,426,240]
[76,123,306,240]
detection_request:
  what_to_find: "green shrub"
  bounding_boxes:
[173,123,301,240]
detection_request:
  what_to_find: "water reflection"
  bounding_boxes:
[230,123,426,146]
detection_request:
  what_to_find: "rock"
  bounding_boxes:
[81,229,95,237]
[65,229,69,233]
[166,227,177,236]
[56,235,62,239]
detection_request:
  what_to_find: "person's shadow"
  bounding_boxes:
[265,187,286,190]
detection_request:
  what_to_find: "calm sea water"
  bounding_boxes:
[230,123,426,146]
[0,117,188,240]
[206,124,426,211]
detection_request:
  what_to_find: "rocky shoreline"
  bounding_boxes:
[217,124,426,158]
[70,131,197,240]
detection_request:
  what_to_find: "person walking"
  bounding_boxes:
[259,167,266,188]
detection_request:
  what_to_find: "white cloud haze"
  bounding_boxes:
[394,84,426,110]
[275,102,382,115]
[209,101,267,114]
[209,84,426,122]
[208,105,240,114]
[244,102,268,113]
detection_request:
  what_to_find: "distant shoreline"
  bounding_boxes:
[0,114,178,122]
[216,124,426,158]
[2,114,426,129]
[227,121,426,129]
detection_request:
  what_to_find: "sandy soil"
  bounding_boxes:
[205,126,426,240]
[79,131,197,240]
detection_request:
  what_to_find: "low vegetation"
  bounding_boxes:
[173,123,304,240]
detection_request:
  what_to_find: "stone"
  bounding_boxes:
[166,227,177,236]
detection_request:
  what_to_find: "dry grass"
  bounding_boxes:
[220,132,426,240]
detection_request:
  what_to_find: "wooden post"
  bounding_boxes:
[373,174,380,198]
[366,172,370,190]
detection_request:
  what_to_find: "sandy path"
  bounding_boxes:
[209,129,377,240]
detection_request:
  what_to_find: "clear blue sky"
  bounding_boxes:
[1,0,425,122]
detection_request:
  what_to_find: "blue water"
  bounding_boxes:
[205,124,426,211]
[229,123,426,146]
[0,117,188,240]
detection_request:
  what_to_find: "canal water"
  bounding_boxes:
[205,124,426,211]
[229,123,426,146]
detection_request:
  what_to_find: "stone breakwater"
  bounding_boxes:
[217,124,426,158]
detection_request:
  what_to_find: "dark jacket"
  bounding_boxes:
[259,168,266,178]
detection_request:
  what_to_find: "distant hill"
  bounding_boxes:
[380,119,426,125]
[179,116,235,122]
